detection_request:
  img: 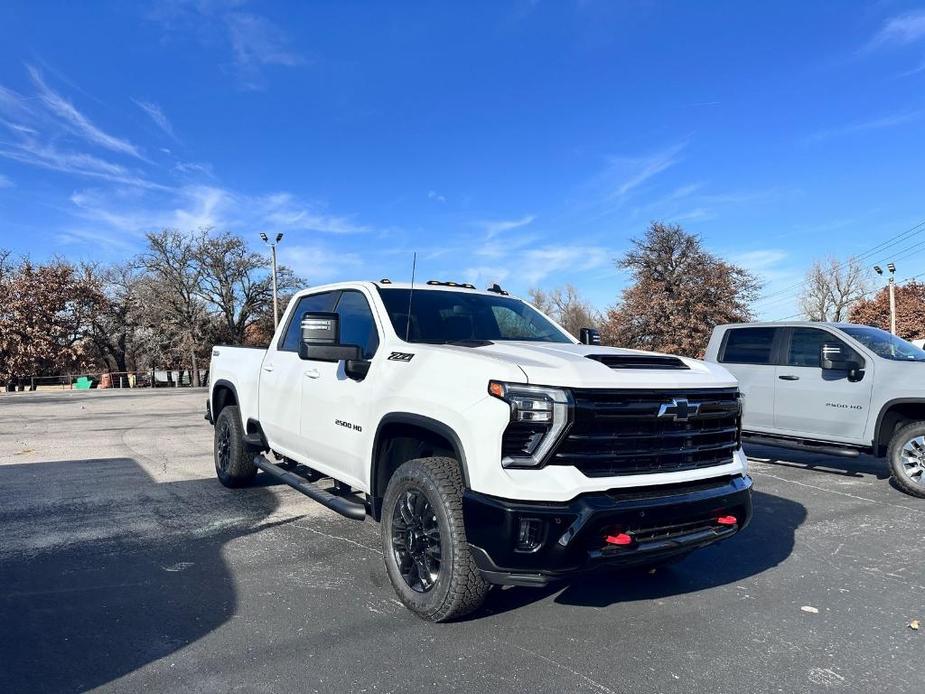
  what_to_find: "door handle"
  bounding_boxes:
[778,374,799,381]
[305,368,320,379]
[262,365,274,373]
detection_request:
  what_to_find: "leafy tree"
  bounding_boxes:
[600,222,760,357]
[848,281,925,341]
[0,256,104,385]
[799,256,871,321]
[528,284,601,338]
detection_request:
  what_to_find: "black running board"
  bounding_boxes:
[252,455,367,520]
[742,433,862,458]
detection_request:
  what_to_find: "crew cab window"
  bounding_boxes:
[279,291,339,352]
[720,327,777,365]
[787,328,854,368]
[334,291,380,359]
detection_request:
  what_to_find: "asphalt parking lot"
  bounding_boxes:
[1,390,923,693]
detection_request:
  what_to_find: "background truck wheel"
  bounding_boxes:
[888,421,925,498]
[214,405,258,488]
[381,457,489,622]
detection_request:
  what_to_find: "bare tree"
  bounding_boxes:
[195,231,303,345]
[600,222,761,357]
[798,257,871,322]
[136,229,209,386]
[528,284,601,338]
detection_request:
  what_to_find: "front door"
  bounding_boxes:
[773,327,874,445]
[299,289,382,490]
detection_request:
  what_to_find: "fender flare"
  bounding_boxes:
[211,379,240,419]
[371,412,471,493]
[873,398,925,447]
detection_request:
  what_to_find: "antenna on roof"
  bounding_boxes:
[404,252,417,341]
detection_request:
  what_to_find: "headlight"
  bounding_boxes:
[488,381,572,468]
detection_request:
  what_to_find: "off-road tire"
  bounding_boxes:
[888,420,925,498]
[214,405,258,488]
[381,457,489,622]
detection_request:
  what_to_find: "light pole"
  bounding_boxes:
[874,263,897,335]
[261,232,284,329]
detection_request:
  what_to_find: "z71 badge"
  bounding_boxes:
[388,352,414,362]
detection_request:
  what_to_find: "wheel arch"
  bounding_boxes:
[369,413,470,520]
[874,399,925,456]
[211,379,239,421]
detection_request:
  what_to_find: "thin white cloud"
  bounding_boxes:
[805,110,925,142]
[282,244,363,282]
[133,99,177,140]
[428,190,446,203]
[174,160,214,177]
[481,214,535,239]
[0,174,12,188]
[868,11,925,50]
[27,65,143,159]
[520,245,610,285]
[257,193,369,234]
[607,142,686,200]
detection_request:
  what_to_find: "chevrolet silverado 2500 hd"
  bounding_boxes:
[207,280,752,621]
[706,322,925,498]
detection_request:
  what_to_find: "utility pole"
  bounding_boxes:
[874,263,897,335]
[260,233,284,328]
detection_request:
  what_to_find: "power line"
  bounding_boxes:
[753,217,925,306]
[772,269,925,321]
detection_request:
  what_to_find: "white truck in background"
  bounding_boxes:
[706,322,925,497]
[207,280,752,621]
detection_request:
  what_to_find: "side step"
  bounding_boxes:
[252,455,367,520]
[742,433,862,458]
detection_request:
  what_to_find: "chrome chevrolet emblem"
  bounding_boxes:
[657,398,700,422]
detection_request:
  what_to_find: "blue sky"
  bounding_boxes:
[1,1,924,319]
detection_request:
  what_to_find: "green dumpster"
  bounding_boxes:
[74,376,92,390]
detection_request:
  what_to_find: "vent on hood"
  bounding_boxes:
[586,354,690,370]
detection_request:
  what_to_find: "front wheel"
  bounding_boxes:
[381,457,489,622]
[888,421,925,498]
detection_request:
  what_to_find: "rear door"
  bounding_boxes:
[716,326,781,431]
[773,327,873,444]
[258,290,339,456]
[299,289,382,489]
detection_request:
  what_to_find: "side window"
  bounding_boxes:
[335,291,380,359]
[787,328,853,368]
[720,327,777,365]
[279,291,339,352]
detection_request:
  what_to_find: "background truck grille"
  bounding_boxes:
[550,388,740,477]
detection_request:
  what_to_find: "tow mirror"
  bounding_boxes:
[299,312,361,362]
[820,342,864,382]
[579,327,601,345]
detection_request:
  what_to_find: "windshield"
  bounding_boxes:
[840,326,925,362]
[377,288,573,344]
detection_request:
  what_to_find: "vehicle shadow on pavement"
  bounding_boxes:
[480,490,806,615]
[745,443,889,480]
[0,457,283,694]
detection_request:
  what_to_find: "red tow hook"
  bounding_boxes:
[716,515,738,526]
[604,532,634,546]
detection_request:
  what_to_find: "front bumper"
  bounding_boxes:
[463,474,752,586]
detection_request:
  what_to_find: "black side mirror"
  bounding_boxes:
[299,312,361,362]
[579,327,601,345]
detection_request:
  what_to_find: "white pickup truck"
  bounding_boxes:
[207,280,752,621]
[706,322,925,497]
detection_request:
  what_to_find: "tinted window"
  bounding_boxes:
[377,288,571,344]
[335,291,380,359]
[721,327,777,365]
[788,328,848,367]
[279,291,338,351]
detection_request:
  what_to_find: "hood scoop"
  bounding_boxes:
[586,354,689,370]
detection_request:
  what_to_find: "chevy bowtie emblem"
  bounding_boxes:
[657,398,701,421]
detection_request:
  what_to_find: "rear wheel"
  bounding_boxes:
[888,421,925,498]
[381,457,489,622]
[214,405,257,488]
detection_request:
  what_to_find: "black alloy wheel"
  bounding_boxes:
[390,488,442,592]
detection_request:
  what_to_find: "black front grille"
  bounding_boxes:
[552,388,740,477]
